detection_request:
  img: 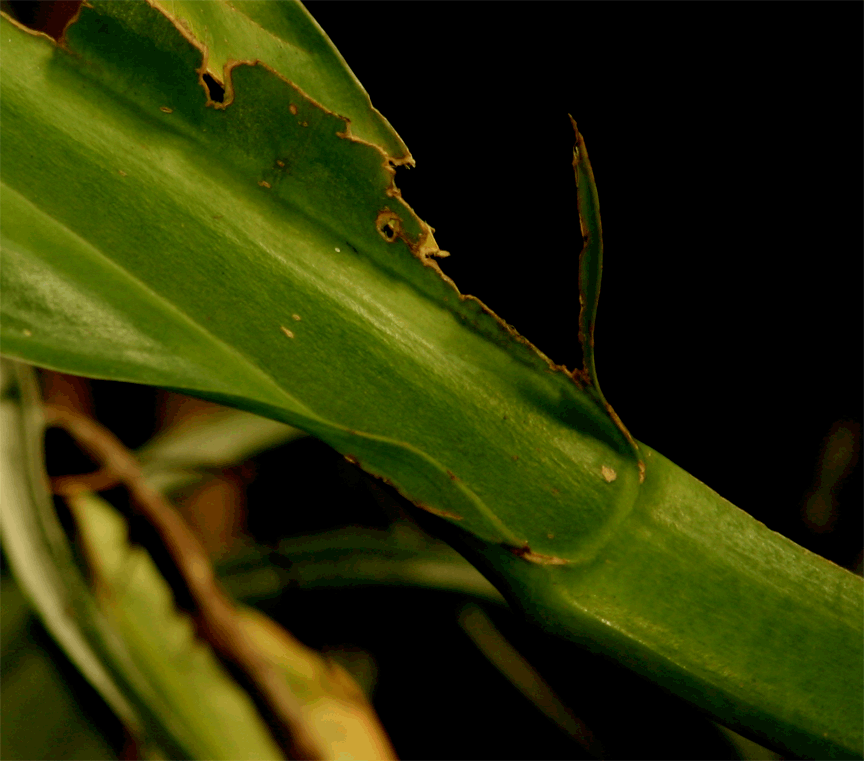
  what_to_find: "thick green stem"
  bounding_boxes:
[436,444,863,760]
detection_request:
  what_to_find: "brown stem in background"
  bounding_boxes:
[42,403,325,760]
[52,468,121,496]
[39,369,96,417]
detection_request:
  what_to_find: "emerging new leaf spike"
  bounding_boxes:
[570,116,645,482]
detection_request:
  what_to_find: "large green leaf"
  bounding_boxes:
[0,0,640,570]
[1,2,861,758]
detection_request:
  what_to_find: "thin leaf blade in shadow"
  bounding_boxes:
[0,568,121,761]
[4,358,398,760]
[66,489,287,760]
[459,602,602,759]
[0,360,152,757]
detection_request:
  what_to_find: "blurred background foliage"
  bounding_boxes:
[4,369,855,760]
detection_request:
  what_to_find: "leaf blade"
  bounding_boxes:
[1,1,641,560]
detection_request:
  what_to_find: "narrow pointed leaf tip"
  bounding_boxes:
[569,116,602,390]
[569,116,643,479]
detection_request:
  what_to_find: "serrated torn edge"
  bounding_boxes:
[220,0,414,167]
[29,1,644,484]
[16,1,610,396]
[137,0,580,386]
[146,0,413,166]
[47,0,584,387]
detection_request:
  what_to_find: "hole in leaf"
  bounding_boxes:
[375,211,401,243]
[202,72,225,103]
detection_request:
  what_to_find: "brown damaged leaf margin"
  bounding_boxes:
[23,1,608,394]
[510,544,570,566]
[139,0,583,389]
[145,0,409,158]
[35,1,644,550]
[343,454,464,521]
[135,1,629,500]
[6,3,558,393]
[161,0,414,166]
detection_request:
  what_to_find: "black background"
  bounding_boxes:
[306,1,863,571]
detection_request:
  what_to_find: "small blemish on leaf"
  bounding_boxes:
[258,180,271,189]
[118,170,127,177]
[601,466,617,482]
[551,488,560,495]
[276,160,285,168]
[280,326,295,339]
[23,329,32,337]
[335,247,341,252]
[512,455,519,461]
[301,121,308,127]
[160,106,173,113]
[213,214,224,220]
[547,533,554,539]
[292,314,301,321]
[289,104,298,115]
[510,545,569,565]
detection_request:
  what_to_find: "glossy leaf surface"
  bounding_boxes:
[1,0,640,561]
